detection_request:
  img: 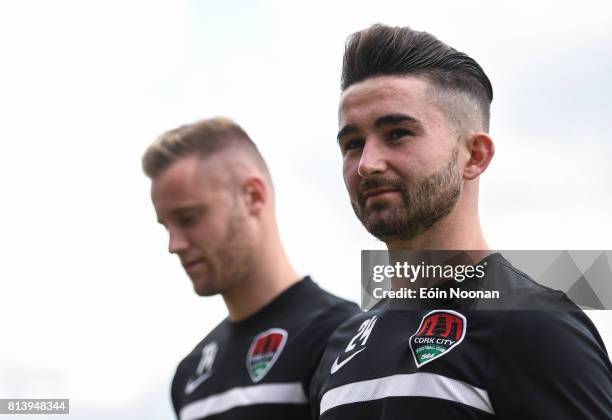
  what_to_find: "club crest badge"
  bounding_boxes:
[246,328,288,383]
[410,310,466,368]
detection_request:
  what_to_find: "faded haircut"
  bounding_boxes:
[342,24,493,131]
[142,117,269,179]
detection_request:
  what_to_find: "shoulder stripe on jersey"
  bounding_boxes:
[320,372,494,415]
[179,382,307,420]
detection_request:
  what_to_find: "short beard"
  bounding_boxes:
[351,146,462,242]
[219,205,255,292]
[198,199,254,297]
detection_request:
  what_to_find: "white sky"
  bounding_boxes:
[1,1,611,419]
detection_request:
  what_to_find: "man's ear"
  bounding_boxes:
[241,177,267,215]
[463,133,495,180]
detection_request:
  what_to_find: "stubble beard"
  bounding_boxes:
[352,146,462,243]
[196,204,254,297]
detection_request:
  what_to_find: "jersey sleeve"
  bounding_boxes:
[170,370,181,418]
[170,356,190,419]
[487,309,612,419]
[309,352,324,420]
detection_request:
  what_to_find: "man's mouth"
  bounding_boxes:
[182,258,206,272]
[362,187,400,202]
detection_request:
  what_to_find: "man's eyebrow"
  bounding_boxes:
[337,124,358,143]
[374,113,419,127]
[170,205,205,216]
[337,114,420,143]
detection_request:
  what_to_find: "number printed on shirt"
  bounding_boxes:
[346,316,377,352]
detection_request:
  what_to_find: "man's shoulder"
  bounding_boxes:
[170,318,232,411]
[494,308,605,351]
[484,253,579,310]
[174,318,230,365]
[290,277,361,327]
[484,308,612,417]
[297,277,358,307]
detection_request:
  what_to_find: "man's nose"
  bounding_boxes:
[358,139,388,178]
[168,229,189,254]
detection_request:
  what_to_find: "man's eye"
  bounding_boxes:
[388,129,412,141]
[178,214,199,227]
[341,138,364,153]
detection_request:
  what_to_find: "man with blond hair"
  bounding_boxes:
[142,117,359,420]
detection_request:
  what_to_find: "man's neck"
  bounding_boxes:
[223,241,300,322]
[386,207,489,251]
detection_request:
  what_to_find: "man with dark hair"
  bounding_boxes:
[310,24,612,419]
[142,117,360,419]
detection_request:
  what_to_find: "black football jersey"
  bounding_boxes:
[171,277,360,420]
[310,253,612,419]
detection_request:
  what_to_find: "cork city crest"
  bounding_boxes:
[410,310,467,368]
[246,328,288,382]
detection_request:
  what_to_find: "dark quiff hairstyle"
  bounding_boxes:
[341,24,493,131]
[142,117,269,179]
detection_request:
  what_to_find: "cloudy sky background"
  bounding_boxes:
[1,1,611,418]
